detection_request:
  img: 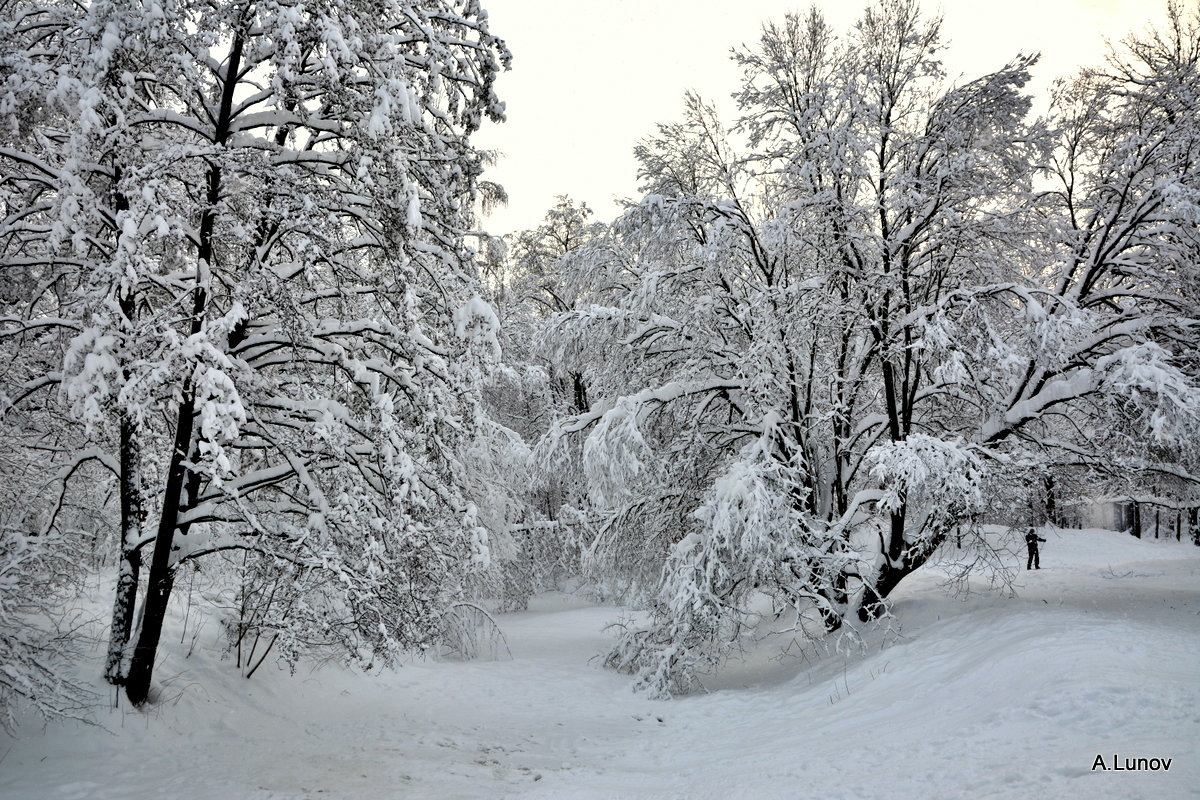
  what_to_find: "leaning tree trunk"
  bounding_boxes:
[124,17,243,707]
[124,163,216,706]
[124,392,196,705]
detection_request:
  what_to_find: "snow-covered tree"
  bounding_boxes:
[473,198,610,604]
[536,0,1193,696]
[733,1,1047,617]
[940,0,1200,537]
[1,0,509,706]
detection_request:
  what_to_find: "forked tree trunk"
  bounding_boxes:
[857,507,946,622]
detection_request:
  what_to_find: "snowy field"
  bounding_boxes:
[2,527,1197,800]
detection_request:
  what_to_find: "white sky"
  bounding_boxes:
[473,0,1159,237]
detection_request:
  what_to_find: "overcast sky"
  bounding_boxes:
[473,0,1158,237]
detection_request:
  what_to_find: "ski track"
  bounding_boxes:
[0,528,1197,800]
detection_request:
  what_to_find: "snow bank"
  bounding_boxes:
[1,529,1196,799]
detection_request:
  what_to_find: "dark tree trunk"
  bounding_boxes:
[104,408,143,685]
[572,371,589,414]
[1044,473,1058,527]
[818,567,850,633]
[857,508,941,622]
[124,394,196,705]
[104,180,142,686]
[1131,501,1142,539]
[124,17,245,706]
[859,565,904,621]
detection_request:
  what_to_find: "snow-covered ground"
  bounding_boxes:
[2,528,1197,800]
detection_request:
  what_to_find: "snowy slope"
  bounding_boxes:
[1,528,1197,800]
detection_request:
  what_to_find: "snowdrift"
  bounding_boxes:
[1,528,1196,800]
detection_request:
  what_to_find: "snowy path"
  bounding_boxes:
[1,529,1197,800]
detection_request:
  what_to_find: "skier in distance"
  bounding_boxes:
[1025,527,1047,570]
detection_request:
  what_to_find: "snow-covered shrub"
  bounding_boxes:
[605,428,852,698]
[0,528,94,730]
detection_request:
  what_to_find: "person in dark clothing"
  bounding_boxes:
[1025,528,1047,570]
